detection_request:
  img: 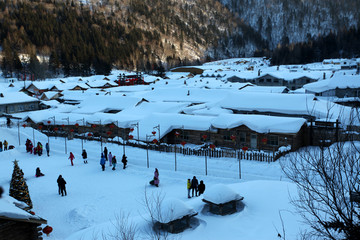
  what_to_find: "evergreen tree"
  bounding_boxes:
[9,160,33,209]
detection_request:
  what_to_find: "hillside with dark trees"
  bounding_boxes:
[0,0,360,79]
[0,0,266,78]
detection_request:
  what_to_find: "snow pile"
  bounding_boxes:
[155,198,197,223]
[203,184,243,204]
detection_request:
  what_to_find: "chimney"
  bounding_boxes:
[323,72,326,79]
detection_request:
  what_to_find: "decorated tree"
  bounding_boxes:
[9,160,33,209]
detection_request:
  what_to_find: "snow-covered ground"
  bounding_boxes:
[0,126,305,239]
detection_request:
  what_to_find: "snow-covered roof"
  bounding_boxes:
[215,92,350,121]
[239,85,288,93]
[0,195,43,222]
[203,184,243,205]
[303,74,360,93]
[71,95,142,114]
[155,198,197,223]
[211,114,306,134]
[0,92,39,105]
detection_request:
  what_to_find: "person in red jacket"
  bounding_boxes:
[69,152,75,166]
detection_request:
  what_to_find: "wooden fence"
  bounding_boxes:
[37,130,279,162]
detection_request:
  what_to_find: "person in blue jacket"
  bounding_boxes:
[100,153,106,171]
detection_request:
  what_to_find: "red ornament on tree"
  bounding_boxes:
[180,141,186,147]
[43,225,53,236]
[128,135,134,140]
[152,131,156,135]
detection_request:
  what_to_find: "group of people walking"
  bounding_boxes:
[187,176,205,198]
[99,147,127,171]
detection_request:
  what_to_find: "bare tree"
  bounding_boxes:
[281,111,360,240]
[141,187,179,240]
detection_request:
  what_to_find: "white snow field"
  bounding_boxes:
[0,126,305,240]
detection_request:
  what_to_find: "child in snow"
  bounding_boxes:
[150,168,160,187]
[82,149,88,164]
[108,152,113,166]
[112,155,117,170]
[35,167,44,177]
[100,153,106,171]
[121,154,127,169]
[198,180,205,196]
[187,179,191,198]
[69,152,75,166]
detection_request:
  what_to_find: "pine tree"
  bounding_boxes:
[9,160,33,209]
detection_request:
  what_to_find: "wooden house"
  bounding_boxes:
[0,92,40,114]
[0,195,47,240]
[202,184,244,215]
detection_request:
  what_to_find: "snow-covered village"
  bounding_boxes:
[1,57,360,240]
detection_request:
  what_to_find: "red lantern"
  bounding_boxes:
[202,134,207,140]
[210,144,215,150]
[87,133,92,137]
[180,141,186,147]
[261,138,267,144]
[129,128,134,132]
[106,131,112,136]
[128,135,134,140]
[92,124,96,128]
[54,127,58,132]
[174,131,180,137]
[43,225,53,236]
[38,125,43,130]
[29,211,35,215]
[230,135,236,141]
[61,124,65,128]
[152,139,158,144]
[109,124,115,129]
[22,124,27,128]
[75,123,79,127]
[47,120,51,124]
[242,146,248,152]
[152,131,156,135]
[70,129,74,132]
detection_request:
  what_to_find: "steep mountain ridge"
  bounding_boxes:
[220,0,360,48]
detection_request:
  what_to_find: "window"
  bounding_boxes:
[259,79,264,83]
[223,131,231,141]
[266,78,272,82]
[268,135,279,146]
[183,131,189,140]
[238,132,246,143]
